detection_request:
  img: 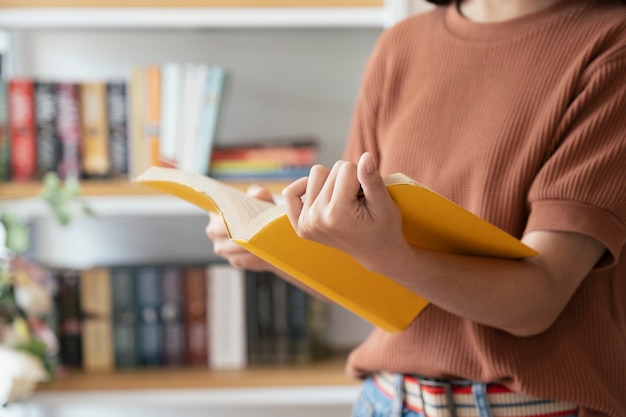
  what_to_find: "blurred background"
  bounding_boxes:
[0,1,432,416]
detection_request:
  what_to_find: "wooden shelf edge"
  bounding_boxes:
[0,179,291,200]
[0,0,383,8]
[37,355,356,392]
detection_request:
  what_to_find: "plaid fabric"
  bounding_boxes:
[372,372,578,417]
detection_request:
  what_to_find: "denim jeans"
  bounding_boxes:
[352,375,423,417]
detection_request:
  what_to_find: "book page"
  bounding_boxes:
[134,167,274,238]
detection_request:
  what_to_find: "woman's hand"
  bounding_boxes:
[205,185,275,271]
[282,152,412,273]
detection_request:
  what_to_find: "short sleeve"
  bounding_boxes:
[525,54,626,266]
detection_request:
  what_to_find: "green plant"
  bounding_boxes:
[0,172,93,405]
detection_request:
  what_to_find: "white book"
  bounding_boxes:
[159,62,184,167]
[179,63,208,172]
[207,263,247,370]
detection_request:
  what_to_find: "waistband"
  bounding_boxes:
[371,372,578,417]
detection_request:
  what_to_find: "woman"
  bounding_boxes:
[205,0,626,414]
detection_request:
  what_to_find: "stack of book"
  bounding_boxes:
[208,139,318,181]
[52,262,330,373]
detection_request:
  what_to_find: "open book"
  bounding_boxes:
[134,166,537,333]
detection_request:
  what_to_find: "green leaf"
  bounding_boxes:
[0,213,30,254]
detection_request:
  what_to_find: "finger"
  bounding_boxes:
[247,184,274,203]
[302,164,331,209]
[357,152,387,202]
[331,161,361,207]
[315,160,343,205]
[283,176,308,228]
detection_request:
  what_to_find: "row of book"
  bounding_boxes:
[0,78,129,182]
[130,62,225,178]
[52,262,330,373]
[0,61,226,183]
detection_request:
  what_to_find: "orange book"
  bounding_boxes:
[135,167,538,333]
[145,65,161,167]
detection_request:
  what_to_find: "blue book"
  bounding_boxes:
[135,265,163,366]
[196,65,225,175]
[111,266,138,368]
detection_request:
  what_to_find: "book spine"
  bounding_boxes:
[307,294,330,361]
[135,265,163,367]
[8,77,36,181]
[208,263,246,370]
[289,284,313,364]
[159,62,183,168]
[270,273,291,365]
[254,271,275,365]
[145,65,161,167]
[195,65,225,175]
[111,266,138,368]
[160,265,185,366]
[79,267,114,373]
[55,82,82,179]
[106,81,129,177]
[244,270,261,366]
[0,79,9,181]
[56,269,83,368]
[182,265,208,366]
[210,142,317,166]
[80,82,110,178]
[34,81,60,178]
[129,66,147,178]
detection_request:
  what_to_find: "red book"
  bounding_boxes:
[182,265,209,366]
[8,78,37,181]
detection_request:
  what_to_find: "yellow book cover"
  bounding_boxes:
[80,82,110,177]
[134,166,537,332]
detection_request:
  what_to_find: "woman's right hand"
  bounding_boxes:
[205,184,275,271]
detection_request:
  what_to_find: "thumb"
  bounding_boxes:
[357,152,386,200]
[247,184,274,203]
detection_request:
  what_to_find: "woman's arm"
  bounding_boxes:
[282,152,606,336]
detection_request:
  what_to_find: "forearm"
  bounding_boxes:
[363,231,604,336]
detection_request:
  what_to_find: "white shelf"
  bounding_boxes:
[0,7,391,29]
[19,385,360,417]
[0,194,205,218]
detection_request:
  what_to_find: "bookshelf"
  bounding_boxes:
[0,2,421,416]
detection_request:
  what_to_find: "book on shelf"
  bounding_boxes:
[56,82,82,179]
[56,269,83,368]
[8,77,37,181]
[0,80,10,181]
[79,267,114,373]
[135,167,538,333]
[208,139,317,181]
[34,81,60,178]
[111,266,139,368]
[207,263,247,370]
[79,82,110,178]
[106,81,129,177]
[160,265,186,366]
[156,62,226,174]
[135,265,164,366]
[182,265,209,366]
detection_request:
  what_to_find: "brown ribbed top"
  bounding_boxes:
[342,0,626,415]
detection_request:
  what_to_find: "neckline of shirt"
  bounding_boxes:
[442,0,584,42]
